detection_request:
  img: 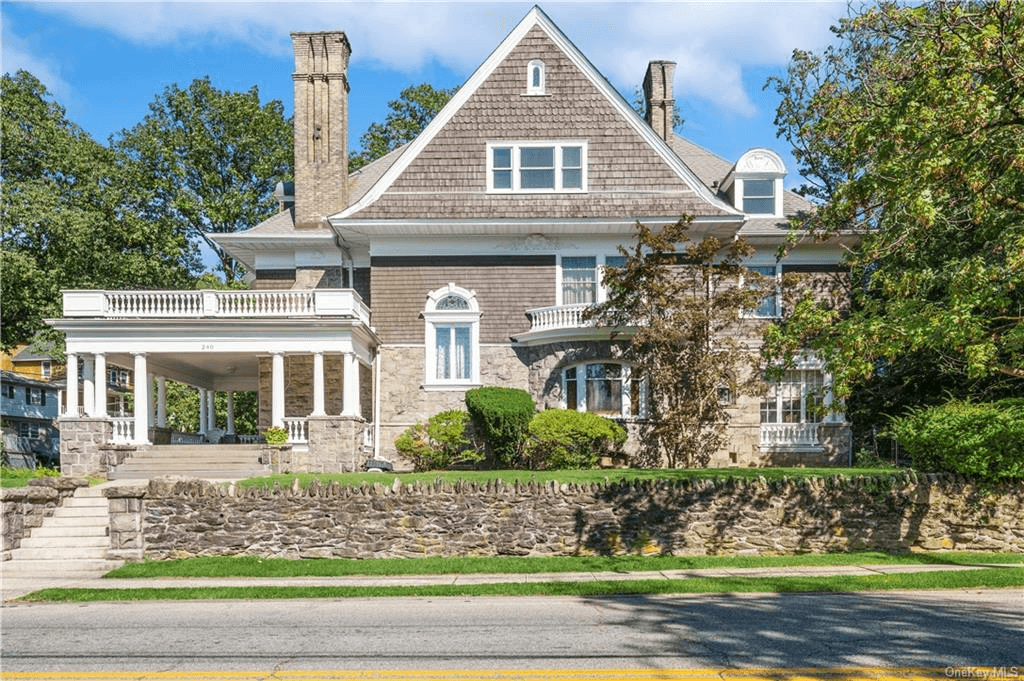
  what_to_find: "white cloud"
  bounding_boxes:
[1,19,75,102]
[20,1,846,116]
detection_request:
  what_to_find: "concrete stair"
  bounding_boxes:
[4,486,123,578]
[109,444,270,480]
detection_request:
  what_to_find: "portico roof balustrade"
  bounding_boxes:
[62,288,371,326]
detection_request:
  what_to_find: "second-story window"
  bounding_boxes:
[2,384,15,399]
[26,387,46,406]
[488,142,587,193]
[41,361,51,379]
[559,255,627,306]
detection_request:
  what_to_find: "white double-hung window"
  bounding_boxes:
[558,254,626,306]
[488,142,586,193]
[423,284,481,388]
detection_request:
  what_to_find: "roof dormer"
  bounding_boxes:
[722,148,786,218]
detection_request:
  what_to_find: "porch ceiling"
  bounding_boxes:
[104,351,260,392]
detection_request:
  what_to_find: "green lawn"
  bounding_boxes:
[0,466,61,488]
[234,466,902,491]
[105,551,1024,579]
[24,567,1024,602]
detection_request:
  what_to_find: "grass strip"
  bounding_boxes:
[105,551,1024,579]
[233,467,902,491]
[27,567,1024,603]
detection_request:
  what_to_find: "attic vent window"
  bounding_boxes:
[526,59,546,95]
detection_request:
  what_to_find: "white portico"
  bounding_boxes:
[48,288,379,477]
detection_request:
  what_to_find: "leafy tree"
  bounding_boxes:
[764,1,1024,407]
[1,71,195,351]
[588,219,770,468]
[111,77,293,283]
[162,381,258,436]
[349,83,457,171]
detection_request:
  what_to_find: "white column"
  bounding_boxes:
[225,391,236,435]
[198,388,208,434]
[65,352,79,416]
[156,376,167,428]
[93,353,107,417]
[312,352,326,416]
[207,390,217,430]
[132,353,150,444]
[147,372,155,433]
[271,352,285,428]
[82,356,95,416]
[342,352,360,417]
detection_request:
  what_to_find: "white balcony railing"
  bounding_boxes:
[760,422,821,448]
[525,304,592,332]
[63,289,371,326]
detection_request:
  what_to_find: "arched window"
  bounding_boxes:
[527,59,546,95]
[423,284,481,387]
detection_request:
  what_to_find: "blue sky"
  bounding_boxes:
[1,1,847,190]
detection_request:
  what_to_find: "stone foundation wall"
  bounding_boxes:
[1,477,89,559]
[134,473,1024,559]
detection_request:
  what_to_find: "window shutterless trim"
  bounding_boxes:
[487,141,588,193]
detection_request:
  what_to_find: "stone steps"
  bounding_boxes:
[109,444,270,480]
[5,486,123,577]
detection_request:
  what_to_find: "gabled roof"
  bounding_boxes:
[335,5,741,223]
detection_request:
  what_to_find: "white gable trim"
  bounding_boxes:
[333,6,740,222]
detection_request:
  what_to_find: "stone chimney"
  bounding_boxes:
[291,31,351,229]
[643,60,676,142]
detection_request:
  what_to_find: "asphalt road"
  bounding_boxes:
[2,590,1022,674]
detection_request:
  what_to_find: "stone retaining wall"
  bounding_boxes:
[129,473,1023,560]
[1,477,89,558]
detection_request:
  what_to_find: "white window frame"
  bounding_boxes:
[40,360,51,379]
[487,141,587,193]
[556,254,626,307]
[743,264,781,318]
[26,387,44,406]
[761,357,840,425]
[526,59,546,95]
[562,361,647,419]
[422,284,481,389]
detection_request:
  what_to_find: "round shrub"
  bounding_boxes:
[525,409,627,470]
[890,399,1024,482]
[394,410,479,472]
[464,387,536,468]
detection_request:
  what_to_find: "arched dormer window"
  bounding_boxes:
[724,148,786,217]
[422,284,481,387]
[527,59,546,95]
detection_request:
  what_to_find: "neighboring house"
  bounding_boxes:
[49,7,851,477]
[0,370,60,467]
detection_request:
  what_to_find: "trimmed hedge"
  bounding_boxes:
[465,387,536,467]
[525,409,627,470]
[890,398,1024,482]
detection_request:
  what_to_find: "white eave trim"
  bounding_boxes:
[333,6,742,222]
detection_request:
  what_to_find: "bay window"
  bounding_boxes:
[564,362,645,418]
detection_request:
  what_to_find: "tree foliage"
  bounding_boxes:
[111,77,292,283]
[349,83,457,171]
[1,71,195,351]
[588,219,770,468]
[765,1,1024,404]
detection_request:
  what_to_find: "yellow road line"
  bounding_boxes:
[0,667,967,681]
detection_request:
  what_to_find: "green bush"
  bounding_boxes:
[394,410,480,472]
[264,426,288,445]
[464,387,536,468]
[525,409,627,470]
[890,399,1024,482]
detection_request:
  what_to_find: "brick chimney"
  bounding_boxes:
[643,60,676,142]
[291,31,351,229]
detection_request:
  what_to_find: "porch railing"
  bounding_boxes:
[111,417,134,444]
[759,422,821,448]
[170,431,205,445]
[283,418,308,445]
[62,289,371,326]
